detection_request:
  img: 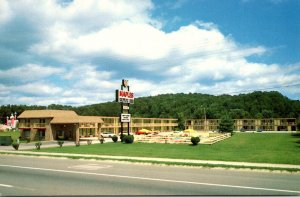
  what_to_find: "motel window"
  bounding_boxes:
[80,128,95,137]
[24,129,30,138]
[57,130,64,137]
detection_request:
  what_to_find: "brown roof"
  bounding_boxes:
[51,116,103,124]
[77,116,104,123]
[18,110,78,118]
[18,110,103,124]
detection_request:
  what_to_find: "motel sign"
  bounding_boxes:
[115,79,134,135]
[116,90,134,104]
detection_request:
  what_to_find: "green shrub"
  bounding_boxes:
[57,140,64,148]
[35,141,42,150]
[12,142,20,150]
[99,138,105,144]
[123,135,134,144]
[120,133,125,142]
[191,136,200,145]
[26,137,31,143]
[257,128,263,132]
[111,135,118,143]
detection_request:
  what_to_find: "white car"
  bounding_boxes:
[101,132,114,138]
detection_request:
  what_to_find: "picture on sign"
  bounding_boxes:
[121,114,131,123]
[122,79,129,87]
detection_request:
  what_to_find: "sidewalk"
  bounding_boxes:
[0,138,113,150]
[1,149,300,171]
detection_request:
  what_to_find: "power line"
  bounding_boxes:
[217,83,300,95]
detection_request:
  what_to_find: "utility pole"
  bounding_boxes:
[200,105,207,132]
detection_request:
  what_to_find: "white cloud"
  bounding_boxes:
[63,64,117,91]
[15,82,63,96]
[0,0,12,24]
[0,0,299,105]
[0,64,65,83]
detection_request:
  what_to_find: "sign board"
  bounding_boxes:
[116,90,134,104]
[116,79,133,135]
[120,113,131,123]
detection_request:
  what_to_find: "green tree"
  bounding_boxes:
[176,112,185,130]
[297,116,300,131]
[219,115,234,133]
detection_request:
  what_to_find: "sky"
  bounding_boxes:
[0,0,299,106]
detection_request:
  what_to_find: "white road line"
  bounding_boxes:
[68,164,111,170]
[0,183,13,188]
[0,164,299,194]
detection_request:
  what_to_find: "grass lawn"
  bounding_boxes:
[34,133,300,165]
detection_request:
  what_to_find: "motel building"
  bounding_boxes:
[185,118,298,132]
[18,110,178,142]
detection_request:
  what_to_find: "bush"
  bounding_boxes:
[99,138,105,144]
[123,135,134,144]
[240,128,245,132]
[120,133,125,142]
[12,142,20,150]
[57,140,64,148]
[35,141,42,150]
[257,128,263,132]
[26,137,31,143]
[75,141,80,147]
[111,135,118,143]
[191,136,200,145]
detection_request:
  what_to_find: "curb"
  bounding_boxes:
[1,150,300,171]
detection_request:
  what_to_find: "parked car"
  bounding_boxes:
[101,132,114,138]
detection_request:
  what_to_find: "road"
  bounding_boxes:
[0,155,300,196]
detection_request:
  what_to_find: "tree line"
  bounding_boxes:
[1,91,300,128]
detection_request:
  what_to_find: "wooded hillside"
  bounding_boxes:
[1,91,300,125]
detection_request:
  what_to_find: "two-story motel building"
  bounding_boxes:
[18,110,178,141]
[185,118,298,132]
[17,110,298,142]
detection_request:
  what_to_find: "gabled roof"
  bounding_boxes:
[18,110,103,124]
[18,110,78,118]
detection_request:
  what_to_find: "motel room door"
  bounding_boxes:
[37,129,46,140]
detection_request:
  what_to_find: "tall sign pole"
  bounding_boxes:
[116,79,134,136]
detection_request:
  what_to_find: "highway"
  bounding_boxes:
[0,155,300,196]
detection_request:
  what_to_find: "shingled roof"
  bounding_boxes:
[51,116,103,124]
[18,110,103,124]
[18,110,78,118]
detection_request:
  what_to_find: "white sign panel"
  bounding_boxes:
[121,114,131,123]
[116,90,134,104]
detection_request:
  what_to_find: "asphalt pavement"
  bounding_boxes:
[1,138,300,171]
[1,155,300,196]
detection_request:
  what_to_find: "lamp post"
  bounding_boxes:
[204,107,207,132]
[200,105,206,132]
